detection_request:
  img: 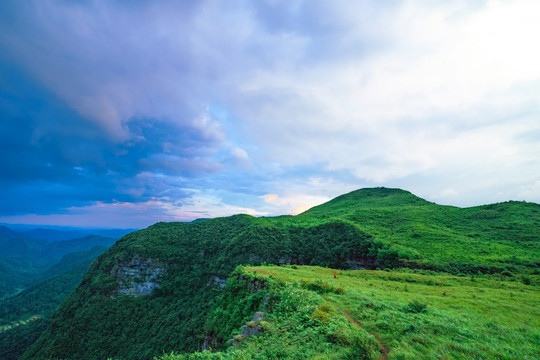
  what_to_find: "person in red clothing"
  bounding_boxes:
[334,271,337,279]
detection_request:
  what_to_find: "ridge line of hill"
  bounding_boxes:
[15,187,540,359]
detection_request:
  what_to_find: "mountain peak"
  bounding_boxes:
[301,187,428,215]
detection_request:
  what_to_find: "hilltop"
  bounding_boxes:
[18,187,540,359]
[301,187,539,272]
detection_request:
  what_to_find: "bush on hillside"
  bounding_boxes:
[404,300,427,314]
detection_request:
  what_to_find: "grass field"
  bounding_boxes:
[166,265,539,360]
[247,265,540,360]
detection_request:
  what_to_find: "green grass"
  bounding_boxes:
[168,265,540,359]
[302,188,540,272]
[225,265,539,360]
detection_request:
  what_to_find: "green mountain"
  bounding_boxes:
[0,247,110,360]
[20,188,540,359]
[302,188,539,272]
[0,234,116,298]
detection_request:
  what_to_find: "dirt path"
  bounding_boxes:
[329,301,389,360]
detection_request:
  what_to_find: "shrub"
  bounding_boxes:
[334,287,346,295]
[311,303,334,324]
[404,300,427,314]
[301,280,334,294]
[501,269,514,277]
[343,330,378,360]
[311,309,331,324]
[521,275,532,285]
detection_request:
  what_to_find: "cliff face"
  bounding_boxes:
[111,258,166,296]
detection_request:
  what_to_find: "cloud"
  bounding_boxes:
[263,194,279,203]
[261,193,331,215]
[0,0,539,226]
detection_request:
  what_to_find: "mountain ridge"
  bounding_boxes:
[18,187,540,359]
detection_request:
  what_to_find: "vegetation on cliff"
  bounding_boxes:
[161,265,539,359]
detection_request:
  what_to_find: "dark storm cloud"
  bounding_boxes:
[0,0,256,217]
[0,58,225,215]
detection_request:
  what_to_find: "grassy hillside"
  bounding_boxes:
[302,188,539,272]
[21,188,539,359]
[166,265,539,360]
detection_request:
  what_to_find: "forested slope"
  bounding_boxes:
[0,247,109,359]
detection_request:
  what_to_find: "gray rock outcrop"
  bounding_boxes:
[230,311,265,346]
[111,257,166,296]
[209,275,227,288]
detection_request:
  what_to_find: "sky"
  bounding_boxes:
[0,0,539,228]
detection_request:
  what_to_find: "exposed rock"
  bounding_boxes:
[229,312,265,347]
[252,311,265,321]
[201,340,209,351]
[247,278,266,293]
[111,257,166,296]
[346,257,378,270]
[262,294,270,312]
[278,257,291,264]
[209,275,227,288]
[241,324,262,336]
[201,334,219,352]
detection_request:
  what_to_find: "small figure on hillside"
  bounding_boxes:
[334,271,337,279]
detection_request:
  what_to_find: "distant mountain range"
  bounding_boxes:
[0,225,131,299]
[0,225,130,359]
[0,225,136,242]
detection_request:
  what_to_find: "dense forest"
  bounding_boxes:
[0,229,119,359]
[0,230,116,299]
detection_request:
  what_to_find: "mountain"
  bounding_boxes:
[18,229,89,242]
[0,234,117,298]
[0,247,109,360]
[0,226,19,239]
[302,188,539,272]
[0,225,137,243]
[18,228,137,242]
[20,188,540,359]
[37,246,109,282]
[0,234,116,264]
[0,247,108,326]
[0,258,41,299]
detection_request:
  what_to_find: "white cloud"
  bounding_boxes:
[231,147,249,161]
[262,193,331,215]
[225,0,540,205]
[1,0,539,225]
[166,192,267,220]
